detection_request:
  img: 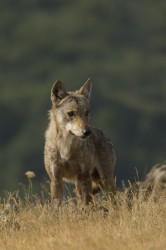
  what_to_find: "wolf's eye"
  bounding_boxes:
[68,111,75,117]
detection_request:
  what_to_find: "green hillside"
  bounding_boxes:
[0,0,165,193]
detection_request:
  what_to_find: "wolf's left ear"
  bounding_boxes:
[51,80,67,104]
[78,78,92,99]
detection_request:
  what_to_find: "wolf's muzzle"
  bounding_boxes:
[82,128,91,137]
[69,128,91,140]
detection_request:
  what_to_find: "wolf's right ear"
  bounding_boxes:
[78,78,92,99]
[51,81,67,104]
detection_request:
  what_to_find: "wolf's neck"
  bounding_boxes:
[57,129,81,161]
[48,120,81,160]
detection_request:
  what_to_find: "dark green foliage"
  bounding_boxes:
[0,0,165,193]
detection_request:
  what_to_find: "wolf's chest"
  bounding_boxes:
[62,156,94,181]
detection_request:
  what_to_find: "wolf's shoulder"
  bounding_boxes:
[89,126,114,149]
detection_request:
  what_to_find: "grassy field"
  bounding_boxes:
[0,191,166,250]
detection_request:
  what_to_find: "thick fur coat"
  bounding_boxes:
[44,79,116,204]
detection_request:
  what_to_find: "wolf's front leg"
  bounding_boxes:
[101,176,116,205]
[76,173,93,205]
[49,166,63,205]
[50,179,63,203]
[102,177,116,194]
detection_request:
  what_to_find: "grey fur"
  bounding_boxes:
[44,79,116,205]
[126,164,166,202]
[140,164,166,200]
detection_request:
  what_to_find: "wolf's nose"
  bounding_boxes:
[82,128,91,137]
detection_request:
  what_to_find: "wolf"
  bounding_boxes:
[140,163,166,200]
[126,164,166,203]
[44,79,116,205]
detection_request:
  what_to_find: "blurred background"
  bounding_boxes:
[0,0,165,195]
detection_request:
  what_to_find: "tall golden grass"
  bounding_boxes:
[0,191,166,250]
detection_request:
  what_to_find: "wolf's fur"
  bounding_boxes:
[140,163,166,200]
[126,164,166,202]
[44,79,116,205]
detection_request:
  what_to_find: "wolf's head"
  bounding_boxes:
[50,79,92,140]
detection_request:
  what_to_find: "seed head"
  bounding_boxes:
[25,171,35,180]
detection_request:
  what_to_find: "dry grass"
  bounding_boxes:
[0,192,166,250]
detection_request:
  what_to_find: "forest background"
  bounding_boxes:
[0,0,165,195]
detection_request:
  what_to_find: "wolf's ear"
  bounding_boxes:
[51,81,67,103]
[78,78,92,99]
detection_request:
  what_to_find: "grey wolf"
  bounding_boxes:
[140,163,166,200]
[126,164,166,202]
[44,79,116,205]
